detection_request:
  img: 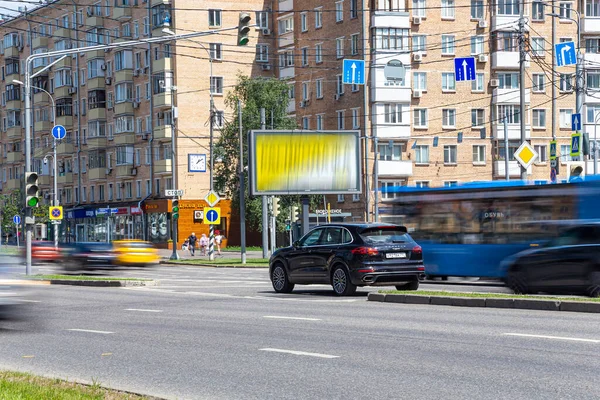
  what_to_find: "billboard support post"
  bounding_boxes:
[260,108,269,258]
[301,196,310,237]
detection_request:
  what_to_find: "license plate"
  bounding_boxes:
[386,252,406,259]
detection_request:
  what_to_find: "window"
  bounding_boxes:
[88,90,106,109]
[335,1,344,22]
[302,82,309,101]
[278,17,293,34]
[470,36,484,55]
[122,23,131,38]
[210,43,222,60]
[136,181,141,198]
[441,35,455,55]
[497,104,521,124]
[384,104,403,124]
[337,110,345,129]
[114,50,133,70]
[532,1,545,20]
[300,12,307,32]
[115,116,134,133]
[497,0,520,15]
[213,111,224,129]
[587,38,600,53]
[442,109,456,127]
[412,0,426,16]
[350,0,358,17]
[116,82,133,103]
[145,180,151,196]
[471,73,484,92]
[493,31,519,51]
[352,108,360,128]
[302,116,310,130]
[498,72,519,88]
[256,44,268,63]
[413,109,428,128]
[336,75,344,95]
[471,109,485,127]
[88,121,106,137]
[315,7,323,28]
[350,34,359,55]
[316,114,324,130]
[413,145,428,165]
[336,37,344,58]
[441,0,455,18]
[374,28,409,50]
[587,105,600,123]
[444,145,457,164]
[256,11,268,29]
[210,76,223,94]
[208,9,222,27]
[473,145,486,163]
[116,146,134,165]
[87,59,105,79]
[301,47,309,66]
[54,69,72,88]
[441,72,456,91]
[535,145,548,162]
[586,0,600,16]
[412,35,426,53]
[379,142,403,161]
[56,98,73,117]
[587,72,600,90]
[559,74,573,91]
[316,79,323,98]
[531,37,545,56]
[532,73,545,92]
[532,109,546,128]
[380,181,405,200]
[559,2,572,19]
[413,72,427,90]
[560,109,573,128]
[315,43,323,63]
[560,144,572,162]
[471,0,483,18]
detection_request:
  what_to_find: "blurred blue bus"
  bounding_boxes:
[384,179,600,279]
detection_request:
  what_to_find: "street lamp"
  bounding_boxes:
[14,79,59,249]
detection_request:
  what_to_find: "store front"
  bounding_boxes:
[62,205,144,243]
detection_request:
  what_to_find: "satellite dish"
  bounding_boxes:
[384,60,406,82]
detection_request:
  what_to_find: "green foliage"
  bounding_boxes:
[0,190,22,237]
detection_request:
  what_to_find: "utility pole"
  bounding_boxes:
[260,108,269,258]
[373,137,379,222]
[518,0,527,180]
[551,0,557,181]
[504,116,510,181]
[238,99,247,264]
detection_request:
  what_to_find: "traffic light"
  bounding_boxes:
[25,172,40,208]
[172,199,180,219]
[273,197,280,216]
[291,206,299,221]
[237,12,251,46]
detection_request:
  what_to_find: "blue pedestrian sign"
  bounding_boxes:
[555,41,576,67]
[454,57,476,81]
[342,59,365,85]
[13,215,21,225]
[571,113,581,131]
[52,125,66,140]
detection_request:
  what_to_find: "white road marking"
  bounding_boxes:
[504,333,600,343]
[124,308,163,313]
[67,329,114,334]
[18,299,41,303]
[263,316,321,321]
[259,348,339,359]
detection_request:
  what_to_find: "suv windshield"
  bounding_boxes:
[359,227,410,245]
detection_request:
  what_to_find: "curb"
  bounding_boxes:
[160,261,268,268]
[369,293,600,313]
[35,279,158,287]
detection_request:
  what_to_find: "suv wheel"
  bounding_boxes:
[395,281,419,291]
[271,264,294,293]
[587,271,600,298]
[507,268,529,294]
[331,265,356,296]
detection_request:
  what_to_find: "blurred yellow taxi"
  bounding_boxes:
[112,240,160,267]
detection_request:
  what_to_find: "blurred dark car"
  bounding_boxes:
[0,254,26,320]
[269,223,425,296]
[62,242,115,271]
[503,224,600,297]
[31,241,61,263]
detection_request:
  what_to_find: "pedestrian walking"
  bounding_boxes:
[188,232,198,256]
[199,233,208,256]
[214,230,224,256]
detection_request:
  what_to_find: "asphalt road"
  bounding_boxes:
[1,265,599,399]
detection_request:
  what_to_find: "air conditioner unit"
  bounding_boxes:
[261,64,271,71]
[478,19,488,28]
[490,79,499,87]
[105,77,112,85]
[412,16,422,25]
[413,53,423,62]
[412,90,422,98]
[100,64,107,71]
[262,28,271,35]
[68,87,77,94]
[131,168,137,176]
[133,101,140,108]
[478,54,488,63]
[299,100,308,108]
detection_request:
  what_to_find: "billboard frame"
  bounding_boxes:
[249,130,363,196]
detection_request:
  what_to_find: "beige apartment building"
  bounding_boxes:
[0,0,269,246]
[275,0,600,222]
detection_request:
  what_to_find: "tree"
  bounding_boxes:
[0,191,22,241]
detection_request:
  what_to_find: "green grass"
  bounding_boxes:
[222,246,263,252]
[0,247,20,255]
[31,274,151,281]
[167,258,269,267]
[380,289,600,303]
[0,371,147,399]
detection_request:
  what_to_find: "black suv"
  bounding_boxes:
[269,223,425,296]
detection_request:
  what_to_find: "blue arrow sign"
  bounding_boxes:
[206,209,219,223]
[52,125,66,140]
[13,215,21,224]
[454,57,476,81]
[571,113,581,131]
[555,41,576,67]
[343,59,365,85]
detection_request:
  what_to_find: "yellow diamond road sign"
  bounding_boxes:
[204,191,220,207]
[514,141,538,170]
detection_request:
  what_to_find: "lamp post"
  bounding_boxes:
[14,79,58,249]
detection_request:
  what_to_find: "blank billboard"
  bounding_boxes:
[249,130,362,195]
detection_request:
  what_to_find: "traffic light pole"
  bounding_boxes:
[170,196,180,260]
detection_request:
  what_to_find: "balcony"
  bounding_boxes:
[583,17,600,34]
[154,159,172,174]
[86,15,103,27]
[57,142,74,155]
[39,175,52,186]
[87,49,105,59]
[492,123,531,140]
[34,120,52,132]
[7,152,23,164]
[34,145,49,159]
[89,167,106,180]
[57,173,73,185]
[55,57,72,69]
[6,99,21,110]
[55,115,73,128]
[115,69,133,82]
[153,92,172,108]
[371,11,410,29]
[34,91,50,104]
[492,88,530,104]
[151,0,170,5]
[32,36,48,49]
[54,27,71,40]
[491,51,519,69]
[54,85,72,98]
[5,74,19,85]
[279,66,295,79]
[153,57,172,72]
[7,126,22,139]
[6,179,20,190]
[286,99,295,114]
[115,101,134,115]
[491,15,528,32]
[88,77,106,90]
[116,164,136,178]
[87,136,107,149]
[113,5,131,19]
[371,86,412,103]
[278,34,294,48]
[278,0,293,12]
[373,124,411,139]
[153,125,172,140]
[493,160,532,177]
[115,132,135,145]
[88,107,106,120]
[377,160,413,177]
[4,46,18,58]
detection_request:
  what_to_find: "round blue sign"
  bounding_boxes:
[13,215,21,224]
[206,210,218,223]
[52,125,67,140]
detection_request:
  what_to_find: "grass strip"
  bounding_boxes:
[222,246,263,252]
[380,289,600,303]
[0,370,148,399]
[30,274,151,281]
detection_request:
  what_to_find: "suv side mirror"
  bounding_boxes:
[293,241,300,248]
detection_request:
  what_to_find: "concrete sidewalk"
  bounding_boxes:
[158,248,265,260]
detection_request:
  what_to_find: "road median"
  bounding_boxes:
[161,258,269,268]
[370,290,600,313]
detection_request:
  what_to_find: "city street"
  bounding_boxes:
[1,265,599,399]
